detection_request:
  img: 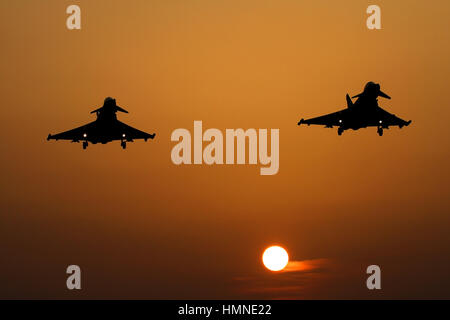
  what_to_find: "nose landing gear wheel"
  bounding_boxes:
[338,127,344,136]
[377,127,383,136]
[121,141,126,149]
[82,141,88,149]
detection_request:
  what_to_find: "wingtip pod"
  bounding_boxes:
[145,133,156,142]
[399,120,412,129]
[298,118,305,126]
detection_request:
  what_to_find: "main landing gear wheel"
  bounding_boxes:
[377,127,383,136]
[82,141,88,149]
[338,127,344,136]
[121,141,126,149]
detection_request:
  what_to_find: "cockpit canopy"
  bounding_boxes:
[104,97,116,106]
[353,82,390,100]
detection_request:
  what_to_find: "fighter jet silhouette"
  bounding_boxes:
[47,97,155,149]
[298,82,412,136]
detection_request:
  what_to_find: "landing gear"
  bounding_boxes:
[82,141,88,149]
[121,141,126,149]
[338,127,344,136]
[377,127,383,136]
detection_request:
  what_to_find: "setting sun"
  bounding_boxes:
[262,246,289,271]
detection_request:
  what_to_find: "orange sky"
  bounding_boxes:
[1,0,450,299]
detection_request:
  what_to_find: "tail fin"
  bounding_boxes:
[346,94,353,108]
